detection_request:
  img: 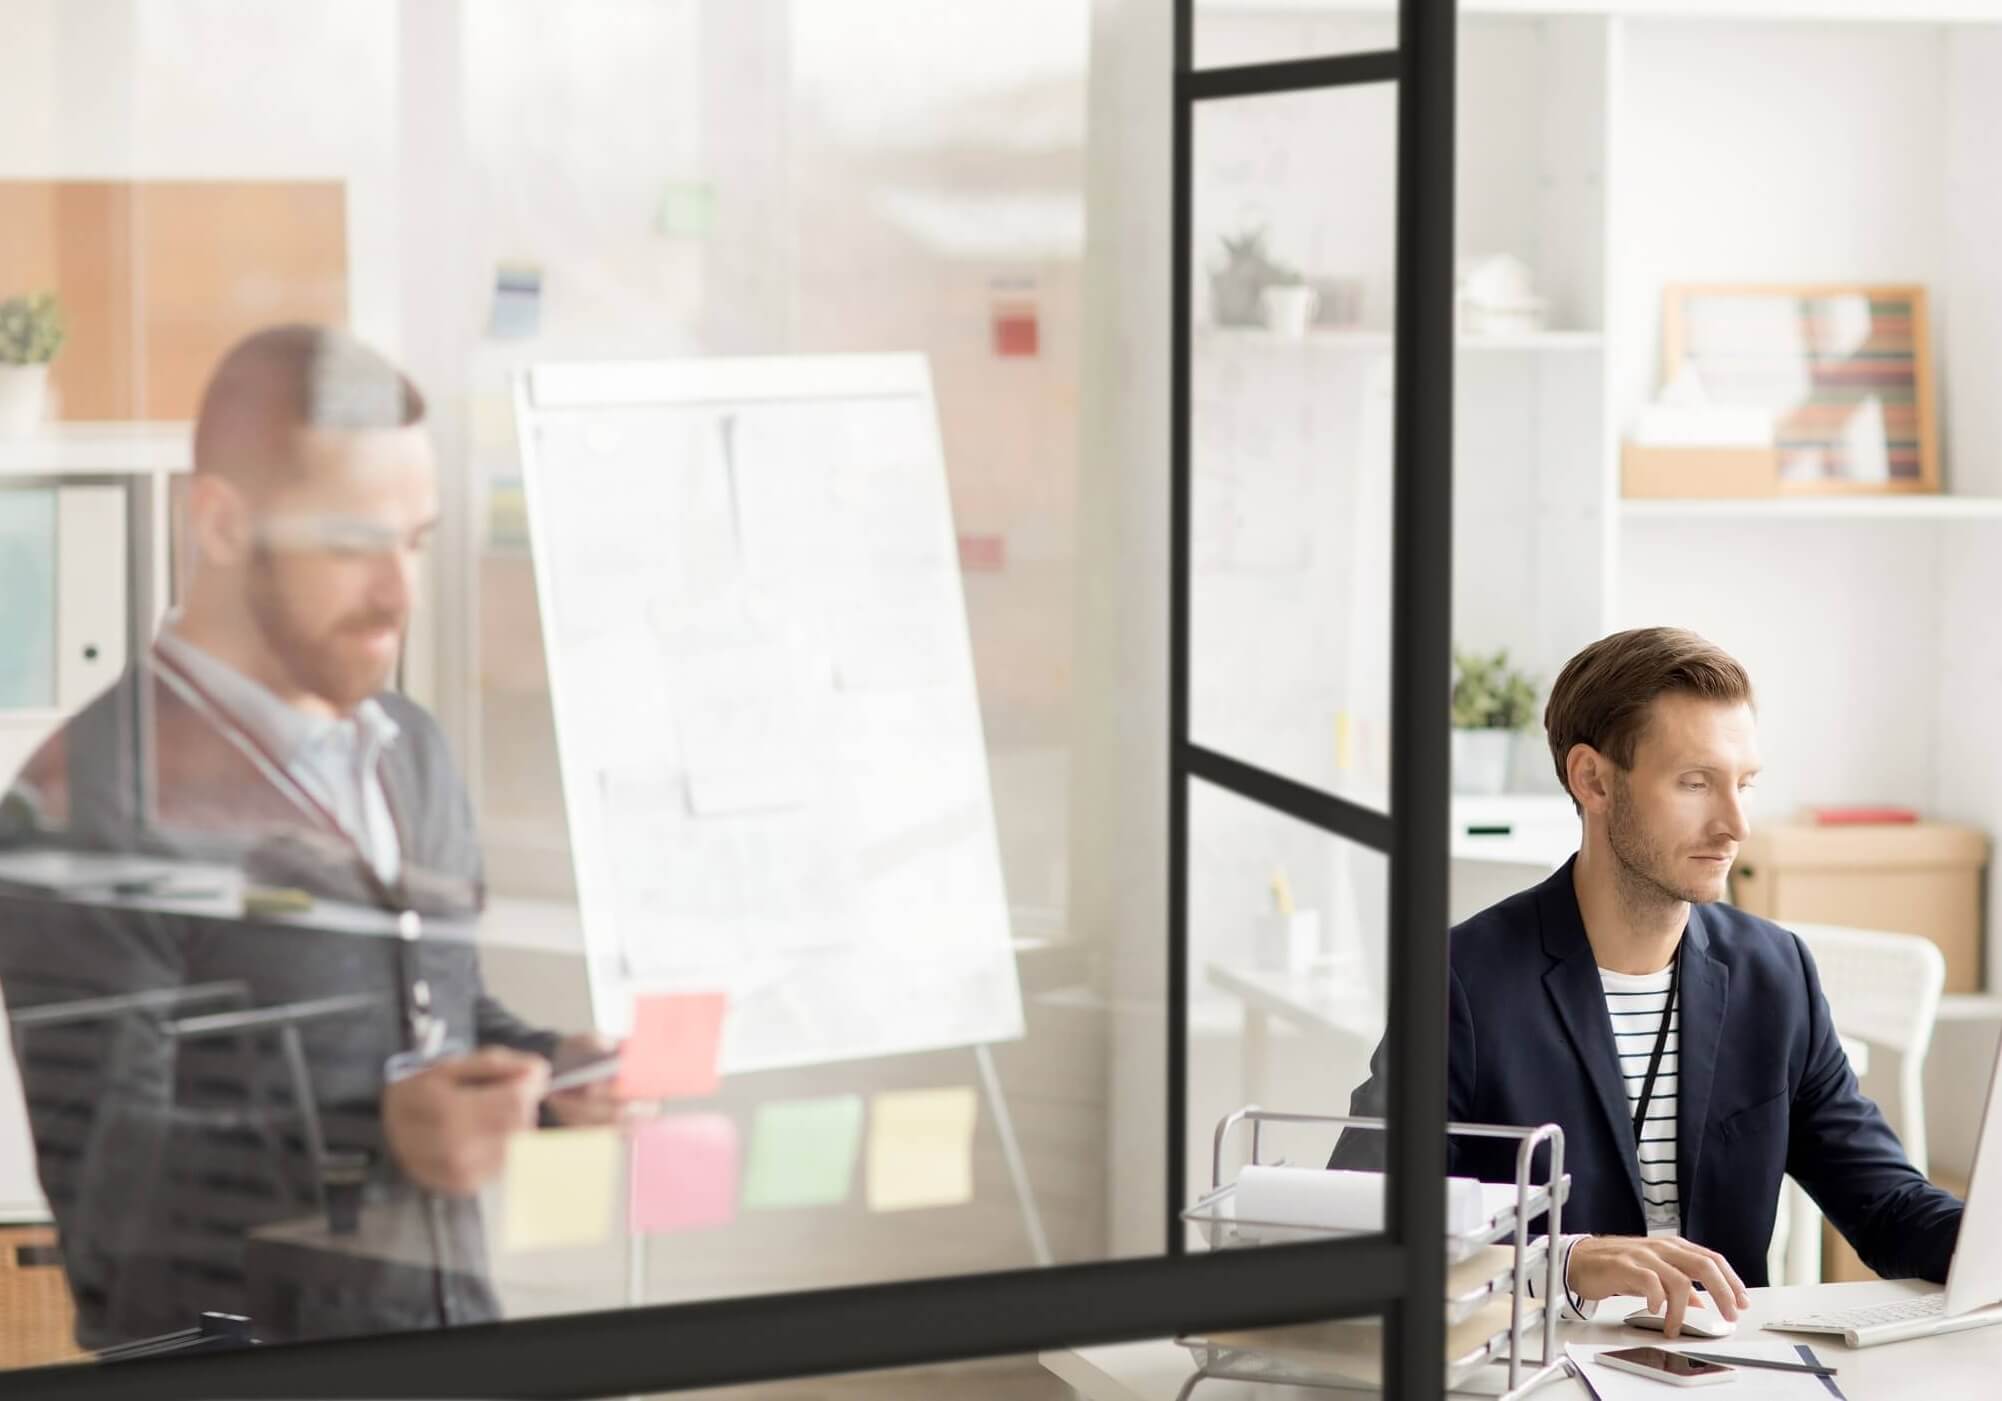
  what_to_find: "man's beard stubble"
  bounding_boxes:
[247,547,402,711]
[1605,769,1710,911]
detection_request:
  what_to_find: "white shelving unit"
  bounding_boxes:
[1622,497,2002,522]
[1192,1,2002,1195]
[0,423,191,1226]
[0,423,190,785]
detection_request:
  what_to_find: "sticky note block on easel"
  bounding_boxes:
[866,1086,978,1212]
[741,1096,864,1209]
[616,991,727,1100]
[501,1127,621,1251]
[630,1113,739,1234]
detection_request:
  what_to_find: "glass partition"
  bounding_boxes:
[0,0,1452,1394]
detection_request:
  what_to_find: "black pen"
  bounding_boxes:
[1677,1349,1838,1378]
[1564,1356,1606,1401]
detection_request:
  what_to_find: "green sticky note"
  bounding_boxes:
[741,1095,864,1209]
[656,182,716,239]
[501,1126,621,1251]
[867,1087,979,1213]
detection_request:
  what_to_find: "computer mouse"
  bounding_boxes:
[1623,1305,1737,1339]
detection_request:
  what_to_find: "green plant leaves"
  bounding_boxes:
[0,292,65,366]
[1451,648,1540,731]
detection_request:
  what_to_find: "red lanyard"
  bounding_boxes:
[149,646,390,891]
[150,645,439,1052]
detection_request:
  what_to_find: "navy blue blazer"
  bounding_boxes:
[1330,860,1962,1286]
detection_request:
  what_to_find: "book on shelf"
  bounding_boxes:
[1801,804,1919,826]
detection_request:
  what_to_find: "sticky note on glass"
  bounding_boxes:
[991,301,1039,357]
[617,991,727,1100]
[867,1087,979,1213]
[657,181,717,238]
[956,533,1006,573]
[501,1127,620,1251]
[630,1113,739,1234]
[741,1096,864,1209]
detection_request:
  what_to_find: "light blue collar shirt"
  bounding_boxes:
[155,626,404,884]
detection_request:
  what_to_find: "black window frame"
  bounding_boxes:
[3,2,1453,1395]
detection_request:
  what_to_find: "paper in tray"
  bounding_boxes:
[1192,1297,1545,1391]
[1183,1173,1569,1262]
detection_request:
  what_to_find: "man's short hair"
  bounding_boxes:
[192,324,426,489]
[1544,627,1754,800]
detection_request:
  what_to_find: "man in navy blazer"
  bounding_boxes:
[1332,627,1963,1334]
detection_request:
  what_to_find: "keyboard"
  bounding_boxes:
[1769,1294,2002,1348]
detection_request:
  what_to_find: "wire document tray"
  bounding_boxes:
[1174,1109,1573,1401]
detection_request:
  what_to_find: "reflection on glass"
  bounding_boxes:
[1184,777,1386,1249]
[0,0,1116,1377]
[1194,3,1397,72]
[1190,83,1397,813]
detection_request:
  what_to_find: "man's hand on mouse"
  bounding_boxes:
[1568,1235,1752,1337]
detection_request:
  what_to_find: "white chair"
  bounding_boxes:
[1767,923,1946,1285]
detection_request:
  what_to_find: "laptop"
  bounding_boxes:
[1768,1034,2002,1348]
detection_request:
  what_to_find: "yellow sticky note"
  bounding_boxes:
[867,1087,979,1213]
[501,1126,621,1251]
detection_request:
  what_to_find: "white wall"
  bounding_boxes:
[1617,520,1945,819]
[1607,20,1952,443]
[0,0,406,350]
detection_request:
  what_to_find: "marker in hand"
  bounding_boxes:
[545,1052,622,1096]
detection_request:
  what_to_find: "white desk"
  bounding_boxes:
[1042,1280,1997,1399]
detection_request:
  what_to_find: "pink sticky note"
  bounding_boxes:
[630,1113,739,1234]
[616,992,728,1100]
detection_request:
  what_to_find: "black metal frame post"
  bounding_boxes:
[1169,0,1455,1395]
[0,5,1454,1396]
[1384,2,1456,1393]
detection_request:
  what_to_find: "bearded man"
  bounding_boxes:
[0,326,613,1349]
[1329,627,1962,1336]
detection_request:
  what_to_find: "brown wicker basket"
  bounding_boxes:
[0,1225,87,1368]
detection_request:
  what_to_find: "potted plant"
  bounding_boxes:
[1451,648,1539,795]
[1210,228,1290,328]
[0,292,65,438]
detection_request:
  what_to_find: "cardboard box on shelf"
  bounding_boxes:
[1731,823,1989,994]
[1621,443,1779,499]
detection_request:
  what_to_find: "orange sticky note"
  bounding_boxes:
[630,1113,739,1234]
[616,991,728,1100]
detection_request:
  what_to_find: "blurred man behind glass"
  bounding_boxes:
[0,325,612,1349]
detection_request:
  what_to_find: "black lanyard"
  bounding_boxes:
[1632,948,1681,1140]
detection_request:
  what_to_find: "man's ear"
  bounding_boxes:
[186,474,253,569]
[1566,743,1616,816]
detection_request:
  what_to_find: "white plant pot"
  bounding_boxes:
[1451,728,1514,796]
[1261,284,1320,339]
[0,364,50,438]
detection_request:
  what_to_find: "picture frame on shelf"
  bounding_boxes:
[1659,283,1939,496]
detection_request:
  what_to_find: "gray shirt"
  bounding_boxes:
[154,625,403,883]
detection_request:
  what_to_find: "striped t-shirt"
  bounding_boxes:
[1601,964,1681,1235]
